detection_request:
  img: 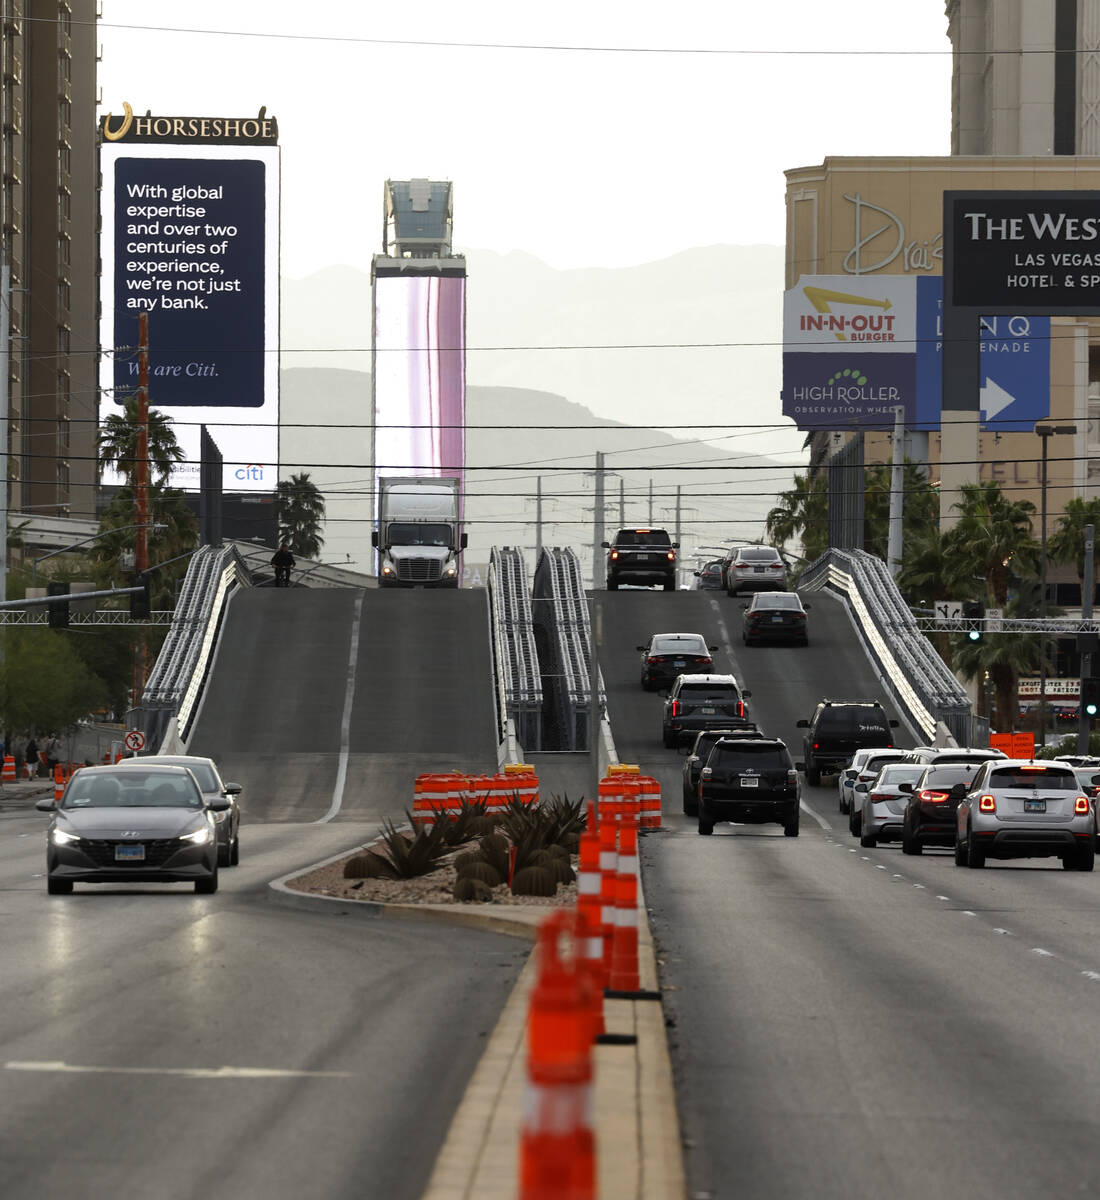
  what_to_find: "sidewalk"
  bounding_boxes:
[0,775,60,812]
[271,859,687,1200]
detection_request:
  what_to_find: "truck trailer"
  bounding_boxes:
[372,476,466,587]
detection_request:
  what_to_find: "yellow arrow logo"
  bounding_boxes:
[802,286,892,341]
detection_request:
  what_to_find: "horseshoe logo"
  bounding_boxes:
[103,101,134,142]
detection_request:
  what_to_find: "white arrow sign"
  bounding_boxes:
[980,378,1015,423]
[935,600,962,628]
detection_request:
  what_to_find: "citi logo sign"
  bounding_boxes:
[235,464,264,481]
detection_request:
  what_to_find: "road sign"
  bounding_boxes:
[934,600,962,628]
[124,730,146,752]
[986,607,1004,632]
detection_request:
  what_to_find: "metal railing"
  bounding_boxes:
[487,546,543,752]
[799,548,972,745]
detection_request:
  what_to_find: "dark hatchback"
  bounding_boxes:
[37,764,230,894]
[900,761,984,854]
[638,631,717,691]
[662,674,752,748]
[741,592,810,646]
[681,724,763,815]
[694,560,725,590]
[697,736,802,837]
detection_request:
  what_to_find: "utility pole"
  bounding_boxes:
[675,485,682,551]
[0,261,9,612]
[1079,524,1095,754]
[648,479,654,526]
[593,451,605,590]
[535,476,542,560]
[887,404,904,578]
[619,477,625,528]
[134,314,151,708]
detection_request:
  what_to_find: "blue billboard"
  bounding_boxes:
[781,353,916,430]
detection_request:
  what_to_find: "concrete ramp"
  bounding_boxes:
[188,587,499,824]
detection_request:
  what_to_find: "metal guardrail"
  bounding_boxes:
[799,548,972,745]
[140,545,252,749]
[488,547,543,752]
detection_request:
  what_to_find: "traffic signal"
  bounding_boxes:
[1083,676,1100,719]
[962,600,985,643]
[46,581,69,630]
[129,573,151,620]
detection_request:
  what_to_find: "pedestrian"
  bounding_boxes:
[46,733,62,776]
[271,542,295,588]
[24,735,38,779]
[11,732,26,780]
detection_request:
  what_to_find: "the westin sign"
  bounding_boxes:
[948,192,1100,310]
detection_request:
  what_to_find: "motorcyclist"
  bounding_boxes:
[271,542,295,587]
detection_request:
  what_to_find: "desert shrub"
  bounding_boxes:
[366,816,451,879]
[454,877,493,902]
[478,832,511,878]
[343,852,396,880]
[437,794,492,846]
[456,860,503,888]
[511,865,557,897]
[454,850,484,872]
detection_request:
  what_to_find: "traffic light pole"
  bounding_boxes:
[1078,524,1095,754]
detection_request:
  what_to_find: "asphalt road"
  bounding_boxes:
[597,586,1100,1200]
[0,809,526,1200]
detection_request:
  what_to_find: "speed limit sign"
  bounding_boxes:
[124,730,146,752]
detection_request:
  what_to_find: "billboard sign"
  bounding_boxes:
[782,274,1050,431]
[98,110,279,493]
[371,269,466,506]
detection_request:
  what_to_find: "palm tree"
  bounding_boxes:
[864,462,939,560]
[98,396,185,486]
[1047,496,1100,607]
[766,473,827,566]
[944,480,1039,608]
[276,472,325,559]
[93,483,199,606]
[952,595,1042,732]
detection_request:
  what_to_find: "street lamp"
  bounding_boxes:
[1036,422,1077,747]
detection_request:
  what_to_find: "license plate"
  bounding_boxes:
[115,844,145,861]
[740,776,759,787]
[700,706,715,715]
[1024,799,1046,813]
[753,566,764,573]
[674,660,685,668]
[772,615,784,623]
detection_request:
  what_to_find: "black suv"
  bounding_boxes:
[603,528,679,591]
[662,674,752,748]
[697,736,802,837]
[681,724,763,815]
[900,761,984,855]
[796,700,900,786]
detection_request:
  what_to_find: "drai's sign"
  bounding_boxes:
[948,192,1100,308]
[842,194,943,276]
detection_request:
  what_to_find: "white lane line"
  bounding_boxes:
[1032,948,1054,958]
[962,910,977,917]
[936,895,950,901]
[892,874,904,879]
[860,855,870,861]
[993,928,1013,936]
[913,884,926,890]
[875,864,887,870]
[315,590,365,825]
[5,1061,352,1079]
[798,797,831,832]
[1082,971,1100,981]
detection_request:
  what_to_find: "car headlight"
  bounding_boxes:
[180,825,212,845]
[51,827,82,845]
[211,808,229,822]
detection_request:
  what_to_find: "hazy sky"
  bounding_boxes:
[97,3,954,275]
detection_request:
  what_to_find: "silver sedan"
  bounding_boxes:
[852,762,925,847]
[955,759,1095,870]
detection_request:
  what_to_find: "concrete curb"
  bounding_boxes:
[270,843,687,1200]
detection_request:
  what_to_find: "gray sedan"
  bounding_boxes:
[852,762,924,847]
[954,759,1095,870]
[37,764,230,894]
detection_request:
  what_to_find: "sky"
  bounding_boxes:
[96,2,954,275]
[94,3,955,565]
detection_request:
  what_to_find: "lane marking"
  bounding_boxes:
[913,884,926,890]
[936,895,949,901]
[875,864,886,870]
[1031,948,1054,958]
[993,928,1013,936]
[962,910,977,917]
[5,1061,352,1079]
[798,797,831,832]
[315,590,365,825]
[1083,971,1100,981]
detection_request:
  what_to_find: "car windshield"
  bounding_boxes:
[386,523,452,547]
[711,744,789,770]
[738,549,780,563]
[616,529,671,546]
[989,767,1077,790]
[679,683,738,700]
[921,764,979,789]
[878,764,924,784]
[1075,768,1100,787]
[752,594,801,610]
[863,754,903,773]
[63,771,203,808]
[653,635,707,655]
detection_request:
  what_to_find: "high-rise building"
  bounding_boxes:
[947,0,1100,155]
[1,0,99,541]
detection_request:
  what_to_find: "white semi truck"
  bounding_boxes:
[372,476,466,588]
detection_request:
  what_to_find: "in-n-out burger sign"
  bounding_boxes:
[100,102,278,146]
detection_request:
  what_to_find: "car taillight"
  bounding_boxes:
[701,767,712,781]
[813,742,820,750]
[736,700,745,718]
[770,564,784,571]
[610,550,619,560]
[920,789,949,803]
[870,792,890,803]
[979,794,996,812]
[671,700,680,717]
[697,657,712,667]
[1075,795,1090,814]
[666,550,675,562]
[787,769,798,785]
[794,612,806,621]
[647,656,659,664]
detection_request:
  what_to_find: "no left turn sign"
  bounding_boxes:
[124,730,146,752]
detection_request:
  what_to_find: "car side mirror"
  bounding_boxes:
[461,533,469,550]
[740,603,749,609]
[672,542,680,549]
[224,783,242,795]
[741,690,752,698]
[636,645,647,652]
[207,797,231,812]
[35,796,56,811]
[709,645,718,651]
[693,572,700,577]
[371,532,379,548]
[855,782,869,793]
[898,782,914,793]
[889,720,900,727]
[803,603,811,610]
[796,719,809,728]
[950,782,967,797]
[600,541,610,549]
[795,761,805,772]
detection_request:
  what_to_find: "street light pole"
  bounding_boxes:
[1036,422,1077,749]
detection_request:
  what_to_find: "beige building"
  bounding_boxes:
[1,0,99,534]
[784,155,1100,543]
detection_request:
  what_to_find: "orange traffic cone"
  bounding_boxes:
[1,755,14,783]
[608,823,640,993]
[598,818,618,978]
[575,803,605,1037]
[519,911,596,1200]
[639,774,662,831]
[54,765,64,805]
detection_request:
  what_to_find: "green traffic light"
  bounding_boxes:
[968,629,981,642]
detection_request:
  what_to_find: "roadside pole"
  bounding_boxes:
[887,404,904,578]
[1078,524,1095,754]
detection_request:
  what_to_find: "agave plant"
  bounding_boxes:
[437,794,493,847]
[351,815,451,880]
